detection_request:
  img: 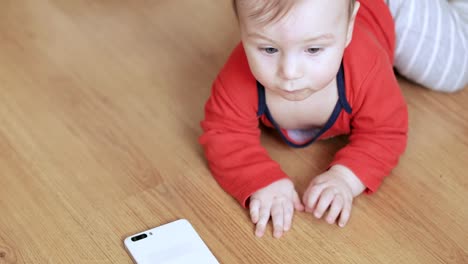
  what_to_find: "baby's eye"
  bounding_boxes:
[262,47,278,54]
[307,48,321,54]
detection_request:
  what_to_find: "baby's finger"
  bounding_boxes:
[338,199,352,227]
[314,189,335,219]
[249,198,261,224]
[255,203,272,237]
[283,199,294,232]
[293,191,304,211]
[303,185,325,213]
[326,195,344,224]
[271,201,284,238]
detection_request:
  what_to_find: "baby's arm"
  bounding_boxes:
[200,75,288,207]
[303,56,408,226]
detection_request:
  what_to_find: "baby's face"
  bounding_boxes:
[239,0,356,101]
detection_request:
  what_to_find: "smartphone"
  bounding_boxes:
[124,219,220,264]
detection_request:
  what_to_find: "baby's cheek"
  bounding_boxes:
[252,71,275,88]
[308,61,341,85]
[248,63,271,83]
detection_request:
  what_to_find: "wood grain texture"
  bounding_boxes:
[0,0,467,263]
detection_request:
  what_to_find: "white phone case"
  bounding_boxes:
[124,219,220,264]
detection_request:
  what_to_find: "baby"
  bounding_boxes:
[200,0,408,238]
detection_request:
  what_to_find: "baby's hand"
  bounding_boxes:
[249,179,304,238]
[302,165,365,227]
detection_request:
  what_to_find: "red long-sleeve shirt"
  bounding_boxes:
[199,0,408,207]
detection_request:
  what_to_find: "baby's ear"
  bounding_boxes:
[345,1,360,47]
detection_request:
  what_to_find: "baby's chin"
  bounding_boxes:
[277,89,315,101]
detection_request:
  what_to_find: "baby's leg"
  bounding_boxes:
[387,0,468,92]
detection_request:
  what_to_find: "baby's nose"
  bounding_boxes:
[279,56,303,80]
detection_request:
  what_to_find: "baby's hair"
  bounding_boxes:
[233,0,294,25]
[233,0,357,25]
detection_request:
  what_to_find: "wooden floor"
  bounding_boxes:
[0,1,467,263]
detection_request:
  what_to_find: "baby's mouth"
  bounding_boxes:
[280,88,305,94]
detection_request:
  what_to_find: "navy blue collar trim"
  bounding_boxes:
[337,63,352,114]
[256,63,351,148]
[256,81,266,117]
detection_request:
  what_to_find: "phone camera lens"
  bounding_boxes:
[131,233,148,242]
